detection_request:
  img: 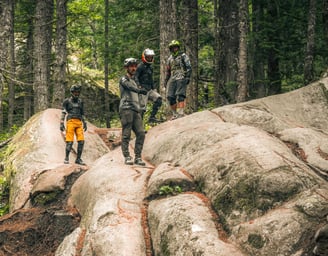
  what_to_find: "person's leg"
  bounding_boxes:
[75,120,86,165]
[64,119,75,164]
[176,98,186,117]
[139,93,148,119]
[148,90,162,123]
[64,142,73,164]
[120,110,134,164]
[176,79,188,117]
[167,80,178,118]
[75,141,85,165]
[132,112,146,166]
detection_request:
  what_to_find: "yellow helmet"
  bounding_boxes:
[168,40,181,50]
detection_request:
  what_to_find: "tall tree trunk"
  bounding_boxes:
[104,0,111,128]
[217,0,239,104]
[324,0,328,45]
[52,0,67,109]
[214,0,229,106]
[213,0,220,106]
[235,0,248,103]
[89,22,98,70]
[267,1,281,95]
[159,0,177,109]
[324,0,328,76]
[24,24,34,122]
[252,0,266,98]
[8,0,15,128]
[33,0,54,113]
[0,0,12,130]
[182,0,198,113]
[304,0,317,85]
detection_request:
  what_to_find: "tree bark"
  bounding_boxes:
[267,1,281,95]
[324,0,328,45]
[52,0,67,109]
[304,0,316,85]
[0,0,13,130]
[235,0,248,103]
[159,0,177,109]
[33,0,54,113]
[24,24,34,122]
[8,0,15,128]
[216,0,239,105]
[252,1,266,98]
[182,0,198,113]
[104,0,111,127]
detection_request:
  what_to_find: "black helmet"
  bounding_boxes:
[123,58,138,67]
[70,84,81,99]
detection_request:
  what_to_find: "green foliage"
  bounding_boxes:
[199,45,214,78]
[141,103,167,132]
[281,74,304,92]
[68,0,159,74]
[0,125,19,143]
[0,176,9,216]
[159,185,182,196]
[213,177,262,216]
[32,191,61,206]
[0,125,21,216]
[248,233,265,249]
[10,0,328,128]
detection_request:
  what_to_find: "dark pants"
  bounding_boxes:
[167,79,187,106]
[120,109,145,158]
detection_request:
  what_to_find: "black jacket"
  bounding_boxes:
[134,62,154,91]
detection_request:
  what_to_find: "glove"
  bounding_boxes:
[83,121,87,132]
[139,88,148,95]
[60,123,65,132]
[185,78,190,85]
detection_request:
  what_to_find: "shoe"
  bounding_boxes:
[171,113,185,120]
[148,116,161,123]
[134,158,146,166]
[64,158,69,164]
[75,158,86,165]
[125,156,133,165]
[170,114,179,120]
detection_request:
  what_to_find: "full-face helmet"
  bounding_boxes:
[141,48,155,64]
[168,40,181,50]
[70,84,81,100]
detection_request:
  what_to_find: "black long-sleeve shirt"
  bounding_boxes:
[134,62,154,91]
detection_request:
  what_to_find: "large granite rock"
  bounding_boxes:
[3,78,328,255]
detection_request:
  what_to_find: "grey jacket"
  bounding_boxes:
[119,75,141,113]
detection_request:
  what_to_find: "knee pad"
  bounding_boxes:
[167,96,176,106]
[154,97,162,107]
[177,95,185,102]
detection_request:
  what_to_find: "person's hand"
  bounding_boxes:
[139,88,148,95]
[83,121,87,132]
[185,78,190,85]
[60,123,65,132]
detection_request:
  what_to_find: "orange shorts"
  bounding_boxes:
[65,119,84,142]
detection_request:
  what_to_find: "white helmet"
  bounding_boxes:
[123,58,138,67]
[141,48,155,64]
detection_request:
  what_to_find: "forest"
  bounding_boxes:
[0,0,327,131]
